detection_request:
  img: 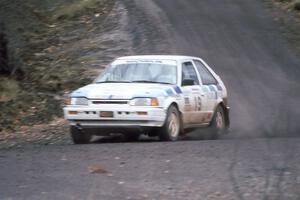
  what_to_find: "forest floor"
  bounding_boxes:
[0,0,136,149]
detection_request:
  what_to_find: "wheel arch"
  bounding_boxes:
[168,102,185,135]
[217,102,230,129]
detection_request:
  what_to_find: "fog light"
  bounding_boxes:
[137,111,148,115]
[69,111,78,115]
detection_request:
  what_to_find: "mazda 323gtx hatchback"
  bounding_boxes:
[64,55,230,144]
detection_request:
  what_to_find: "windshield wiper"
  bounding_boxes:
[131,80,172,84]
[96,81,132,83]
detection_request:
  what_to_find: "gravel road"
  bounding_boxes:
[1,139,300,200]
[123,0,300,138]
[1,0,300,199]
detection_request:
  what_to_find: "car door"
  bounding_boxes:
[180,61,205,125]
[193,59,221,123]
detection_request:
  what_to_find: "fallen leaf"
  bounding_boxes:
[88,165,108,174]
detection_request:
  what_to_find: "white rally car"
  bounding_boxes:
[64,55,230,144]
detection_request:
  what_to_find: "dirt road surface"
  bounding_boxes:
[1,0,300,199]
[1,139,300,199]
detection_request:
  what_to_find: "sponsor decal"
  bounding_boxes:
[184,97,190,105]
[207,113,212,120]
[196,96,202,111]
[113,59,177,66]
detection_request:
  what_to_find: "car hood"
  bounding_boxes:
[71,83,182,99]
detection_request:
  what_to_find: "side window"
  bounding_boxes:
[182,62,200,85]
[193,60,217,85]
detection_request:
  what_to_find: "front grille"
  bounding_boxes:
[92,100,128,105]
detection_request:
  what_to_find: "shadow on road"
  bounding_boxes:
[91,130,226,144]
[90,129,300,144]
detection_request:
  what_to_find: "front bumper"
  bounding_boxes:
[63,105,167,128]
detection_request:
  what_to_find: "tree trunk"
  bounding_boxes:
[0,24,23,79]
[0,28,10,75]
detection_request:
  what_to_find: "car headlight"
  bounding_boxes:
[129,98,159,106]
[72,97,88,105]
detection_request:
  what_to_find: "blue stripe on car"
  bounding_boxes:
[173,86,182,94]
[217,84,223,91]
[209,85,218,99]
[208,85,217,92]
[166,88,175,96]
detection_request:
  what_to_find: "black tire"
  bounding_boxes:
[209,105,226,139]
[159,105,181,141]
[70,126,92,144]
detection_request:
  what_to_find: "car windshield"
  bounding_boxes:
[95,61,177,84]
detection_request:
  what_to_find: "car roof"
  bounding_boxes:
[116,55,202,62]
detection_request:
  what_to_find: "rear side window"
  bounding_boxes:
[182,62,200,85]
[193,60,217,85]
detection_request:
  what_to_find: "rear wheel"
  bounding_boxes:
[70,126,92,144]
[209,105,226,139]
[159,105,181,141]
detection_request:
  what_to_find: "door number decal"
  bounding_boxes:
[194,96,202,111]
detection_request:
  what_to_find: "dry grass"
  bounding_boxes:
[0,77,19,102]
[0,0,115,130]
[52,0,106,20]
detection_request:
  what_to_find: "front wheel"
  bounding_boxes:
[209,105,226,139]
[159,105,181,141]
[70,126,92,144]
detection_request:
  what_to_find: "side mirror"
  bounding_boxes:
[182,79,194,86]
